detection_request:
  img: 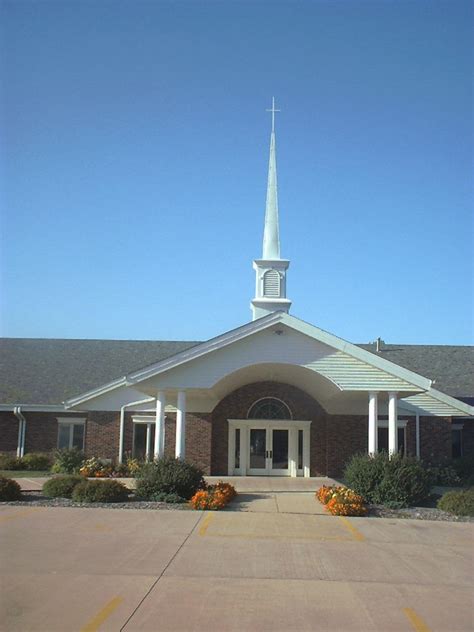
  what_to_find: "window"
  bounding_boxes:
[452,426,463,459]
[57,419,85,450]
[248,397,292,420]
[377,427,406,455]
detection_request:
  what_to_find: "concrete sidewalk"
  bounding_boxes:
[1,498,473,631]
[13,475,338,492]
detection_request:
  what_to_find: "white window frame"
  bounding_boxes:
[452,423,464,458]
[56,417,86,450]
[227,419,311,478]
[377,419,408,454]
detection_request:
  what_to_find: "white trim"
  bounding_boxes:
[56,418,86,450]
[63,312,447,408]
[246,396,292,420]
[56,417,86,425]
[228,418,311,477]
[131,415,155,424]
[377,419,408,428]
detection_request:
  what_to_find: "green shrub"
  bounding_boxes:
[0,476,22,501]
[22,453,53,471]
[72,479,130,503]
[42,475,83,499]
[51,448,84,474]
[149,491,185,503]
[344,452,431,508]
[451,456,474,484]
[0,453,24,470]
[438,489,474,517]
[135,457,204,501]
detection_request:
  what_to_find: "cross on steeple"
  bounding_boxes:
[266,96,281,133]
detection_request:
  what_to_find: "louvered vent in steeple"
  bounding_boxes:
[263,269,280,297]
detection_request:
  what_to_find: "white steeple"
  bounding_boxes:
[251,98,291,321]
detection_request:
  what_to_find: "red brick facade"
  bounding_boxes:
[0,384,468,475]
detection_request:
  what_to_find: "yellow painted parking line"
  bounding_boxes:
[337,516,365,542]
[403,608,431,632]
[0,508,42,524]
[198,512,214,536]
[80,596,123,632]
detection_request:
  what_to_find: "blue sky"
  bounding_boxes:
[1,0,472,344]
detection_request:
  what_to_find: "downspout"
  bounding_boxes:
[13,406,26,458]
[119,397,155,463]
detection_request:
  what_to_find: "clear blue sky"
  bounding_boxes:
[1,0,472,344]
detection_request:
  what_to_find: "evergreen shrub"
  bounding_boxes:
[344,452,431,508]
[42,475,83,498]
[135,457,204,500]
[438,489,474,517]
[71,479,130,503]
[51,448,84,474]
[0,453,24,470]
[21,453,53,471]
[0,476,22,501]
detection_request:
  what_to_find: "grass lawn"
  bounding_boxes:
[0,470,51,478]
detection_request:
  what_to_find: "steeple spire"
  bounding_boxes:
[251,98,291,321]
[262,97,281,259]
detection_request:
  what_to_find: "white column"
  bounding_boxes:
[368,392,378,455]
[240,426,248,475]
[175,391,186,459]
[289,427,298,477]
[145,424,151,461]
[388,392,398,456]
[154,391,166,460]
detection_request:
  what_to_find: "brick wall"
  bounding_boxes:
[420,416,451,462]
[163,413,212,474]
[0,412,21,453]
[326,415,367,476]
[210,381,327,476]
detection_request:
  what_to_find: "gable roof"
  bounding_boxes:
[0,316,472,408]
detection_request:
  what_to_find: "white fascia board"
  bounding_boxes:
[61,314,281,407]
[0,404,72,412]
[61,310,435,408]
[64,376,128,408]
[126,313,284,383]
[281,314,433,391]
[424,388,474,417]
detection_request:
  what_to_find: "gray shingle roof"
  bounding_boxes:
[358,343,474,400]
[0,338,200,405]
[0,337,472,406]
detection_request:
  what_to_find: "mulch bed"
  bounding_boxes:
[0,492,191,510]
[367,503,473,522]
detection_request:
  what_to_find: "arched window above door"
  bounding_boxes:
[247,397,292,420]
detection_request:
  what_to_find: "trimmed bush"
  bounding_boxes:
[72,479,130,503]
[451,456,474,485]
[344,452,431,508]
[51,448,84,474]
[136,457,204,501]
[438,489,474,517]
[0,453,24,470]
[22,453,53,471]
[0,476,22,501]
[150,491,186,503]
[42,475,83,499]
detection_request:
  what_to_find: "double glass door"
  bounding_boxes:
[248,427,289,475]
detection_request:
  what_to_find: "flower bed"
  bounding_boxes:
[316,485,367,516]
[189,482,237,510]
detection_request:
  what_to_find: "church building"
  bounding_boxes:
[1,101,473,476]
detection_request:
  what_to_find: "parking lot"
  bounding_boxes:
[1,493,473,631]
